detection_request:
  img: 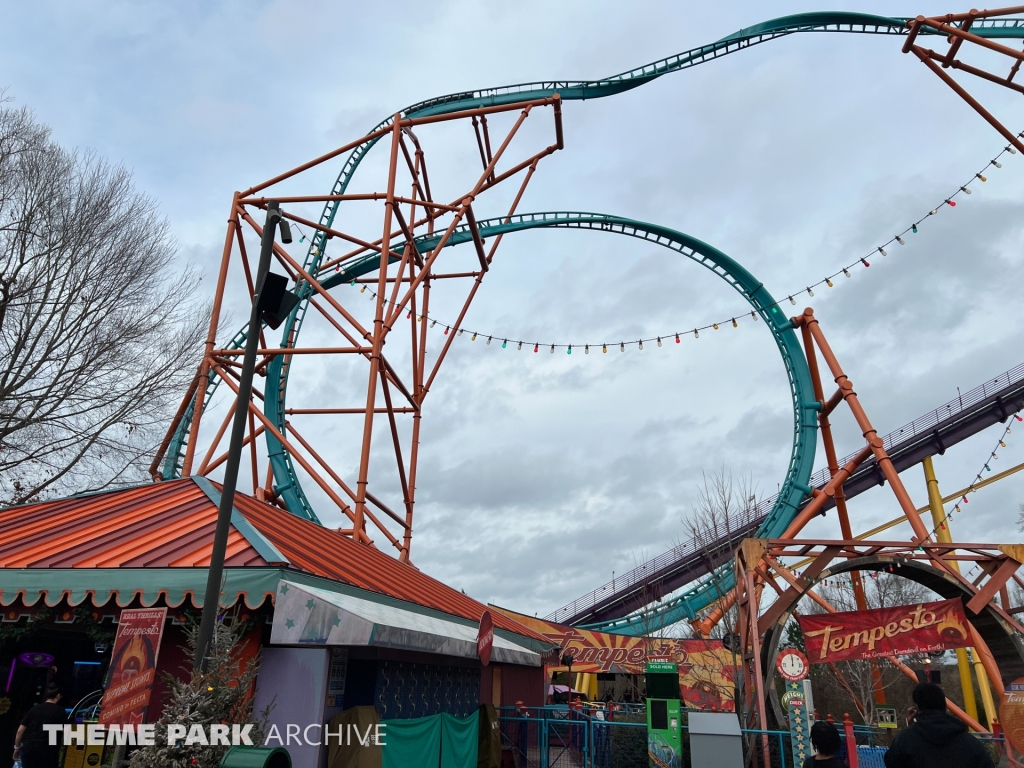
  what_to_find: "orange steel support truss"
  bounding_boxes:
[713,310,1024,735]
[153,96,565,562]
[904,5,1024,152]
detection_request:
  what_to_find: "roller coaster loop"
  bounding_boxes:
[152,9,1024,633]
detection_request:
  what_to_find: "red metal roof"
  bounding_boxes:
[0,479,546,641]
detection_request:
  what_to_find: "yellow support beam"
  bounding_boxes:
[923,456,983,726]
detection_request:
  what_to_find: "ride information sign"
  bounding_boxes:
[99,608,167,725]
[798,598,971,663]
[784,680,811,767]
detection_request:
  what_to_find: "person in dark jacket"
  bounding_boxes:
[884,682,994,768]
[803,720,846,768]
[13,684,66,768]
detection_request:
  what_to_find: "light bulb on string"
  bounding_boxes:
[788,296,795,305]
[946,199,956,207]
[675,334,680,343]
[620,342,625,352]
[518,342,523,350]
[1000,441,1007,448]
[360,286,367,293]
[1008,145,1017,154]
[961,186,971,195]
[713,323,719,330]
[533,344,539,353]
[638,340,643,350]
[486,336,492,345]
[657,337,662,347]
[912,224,918,233]
[750,311,758,322]
[826,278,833,288]
[502,339,507,348]
[406,311,411,319]
[878,247,887,257]
[731,318,738,328]
[550,345,555,354]
[471,333,477,341]
[602,344,607,354]
[993,160,1002,168]
[694,329,699,338]
[444,326,449,335]
[458,329,464,336]
[585,345,590,354]
[843,268,851,278]
[861,258,870,267]
[807,287,814,297]
[1015,414,1023,421]
[431,320,437,328]
[350,280,356,286]
[567,345,572,354]
[896,236,905,245]
[977,173,987,182]
[929,210,937,216]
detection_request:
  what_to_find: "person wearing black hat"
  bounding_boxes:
[804,720,846,768]
[12,685,66,768]
[883,682,994,768]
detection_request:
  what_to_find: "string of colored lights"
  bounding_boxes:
[293,133,1022,353]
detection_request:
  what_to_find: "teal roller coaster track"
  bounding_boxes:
[160,11,1024,633]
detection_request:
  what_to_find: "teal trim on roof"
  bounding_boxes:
[191,476,290,565]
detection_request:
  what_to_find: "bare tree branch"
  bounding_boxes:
[0,103,205,504]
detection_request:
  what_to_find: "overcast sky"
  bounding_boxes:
[3,1,1023,620]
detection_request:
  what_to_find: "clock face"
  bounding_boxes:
[777,650,809,681]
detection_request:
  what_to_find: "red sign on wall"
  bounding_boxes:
[478,610,494,667]
[99,608,167,725]
[798,598,971,664]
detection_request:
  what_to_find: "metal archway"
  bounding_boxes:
[760,554,1024,727]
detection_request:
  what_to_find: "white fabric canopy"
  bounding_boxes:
[270,579,541,666]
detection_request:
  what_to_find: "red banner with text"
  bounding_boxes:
[99,608,167,725]
[798,598,971,664]
[493,607,736,711]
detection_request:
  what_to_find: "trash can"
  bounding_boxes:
[219,746,291,768]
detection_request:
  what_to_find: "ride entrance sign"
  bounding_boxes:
[798,598,971,663]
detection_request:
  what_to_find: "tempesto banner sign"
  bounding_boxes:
[99,608,167,725]
[492,607,737,711]
[798,598,970,664]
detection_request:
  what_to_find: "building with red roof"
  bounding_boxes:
[0,479,553,768]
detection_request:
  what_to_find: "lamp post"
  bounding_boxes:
[193,200,293,671]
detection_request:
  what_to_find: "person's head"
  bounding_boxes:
[912,682,946,712]
[44,684,60,703]
[810,720,841,757]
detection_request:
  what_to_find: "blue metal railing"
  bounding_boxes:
[498,709,1011,768]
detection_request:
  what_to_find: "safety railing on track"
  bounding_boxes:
[546,361,1024,624]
